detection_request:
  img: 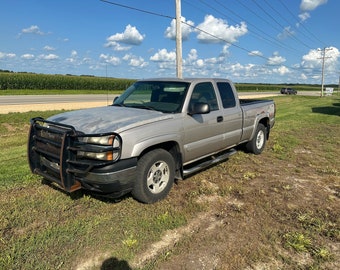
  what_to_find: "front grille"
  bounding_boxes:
[28,117,121,192]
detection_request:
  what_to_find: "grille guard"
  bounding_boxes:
[28,117,122,192]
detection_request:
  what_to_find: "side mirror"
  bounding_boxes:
[188,102,210,115]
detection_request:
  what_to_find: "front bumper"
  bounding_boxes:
[28,117,137,198]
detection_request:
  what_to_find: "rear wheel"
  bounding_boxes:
[246,123,267,155]
[132,149,175,203]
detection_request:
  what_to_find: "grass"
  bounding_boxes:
[0,95,339,269]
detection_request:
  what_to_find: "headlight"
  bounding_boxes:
[77,134,121,161]
[82,135,116,146]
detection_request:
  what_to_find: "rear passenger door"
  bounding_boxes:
[182,82,225,162]
[216,81,243,147]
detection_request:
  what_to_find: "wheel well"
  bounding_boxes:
[259,117,270,139]
[139,141,183,180]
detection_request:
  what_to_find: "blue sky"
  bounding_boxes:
[1,0,339,84]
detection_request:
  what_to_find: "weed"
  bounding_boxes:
[243,171,256,180]
[311,247,332,261]
[317,166,339,176]
[272,142,284,154]
[122,234,138,249]
[284,232,312,252]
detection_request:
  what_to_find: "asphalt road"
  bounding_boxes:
[0,91,324,106]
[0,94,118,105]
[0,91,323,114]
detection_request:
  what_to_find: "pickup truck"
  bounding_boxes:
[28,78,275,203]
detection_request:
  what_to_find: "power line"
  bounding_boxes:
[263,0,319,47]
[100,0,270,61]
[248,0,312,50]
[202,0,304,55]
[100,0,324,78]
[277,0,327,47]
[100,0,173,20]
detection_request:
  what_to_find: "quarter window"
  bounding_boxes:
[217,82,236,108]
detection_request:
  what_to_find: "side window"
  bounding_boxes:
[217,82,236,108]
[190,82,219,111]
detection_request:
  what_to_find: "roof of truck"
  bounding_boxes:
[137,77,233,83]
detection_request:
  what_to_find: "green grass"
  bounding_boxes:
[0,95,339,269]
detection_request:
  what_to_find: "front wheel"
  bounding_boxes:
[246,123,267,155]
[132,149,175,204]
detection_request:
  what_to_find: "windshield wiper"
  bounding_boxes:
[130,104,156,111]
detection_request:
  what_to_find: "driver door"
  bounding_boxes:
[182,82,225,163]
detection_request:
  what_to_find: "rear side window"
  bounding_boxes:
[217,82,236,108]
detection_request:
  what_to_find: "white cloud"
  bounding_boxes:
[187,49,198,62]
[106,25,144,46]
[99,53,121,65]
[21,54,35,60]
[273,66,290,75]
[196,59,205,68]
[0,52,16,59]
[300,0,327,11]
[196,15,247,44]
[70,50,77,58]
[277,26,295,40]
[248,50,263,57]
[301,48,321,68]
[164,17,195,41]
[66,50,78,63]
[298,1,327,27]
[105,41,131,51]
[150,49,176,62]
[267,52,286,65]
[21,25,45,35]
[123,54,148,68]
[38,54,59,60]
[301,47,340,71]
[220,45,230,57]
[43,46,55,51]
[298,12,310,23]
[300,73,308,80]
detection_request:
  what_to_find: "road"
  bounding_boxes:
[0,91,321,114]
[0,94,117,105]
[0,94,118,114]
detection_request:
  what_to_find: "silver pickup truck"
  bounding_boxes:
[28,78,275,203]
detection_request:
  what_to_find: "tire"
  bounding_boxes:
[246,123,267,155]
[132,149,175,204]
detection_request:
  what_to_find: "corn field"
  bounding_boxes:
[0,72,136,91]
[0,71,330,92]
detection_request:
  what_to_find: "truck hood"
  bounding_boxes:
[47,105,174,134]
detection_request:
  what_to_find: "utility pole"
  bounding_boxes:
[175,0,183,78]
[319,47,332,97]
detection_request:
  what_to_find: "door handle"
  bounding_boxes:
[217,116,223,122]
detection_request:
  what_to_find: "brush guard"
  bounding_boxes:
[28,117,122,192]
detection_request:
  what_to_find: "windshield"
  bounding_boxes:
[113,81,189,113]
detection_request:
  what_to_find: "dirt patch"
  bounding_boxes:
[79,151,339,270]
